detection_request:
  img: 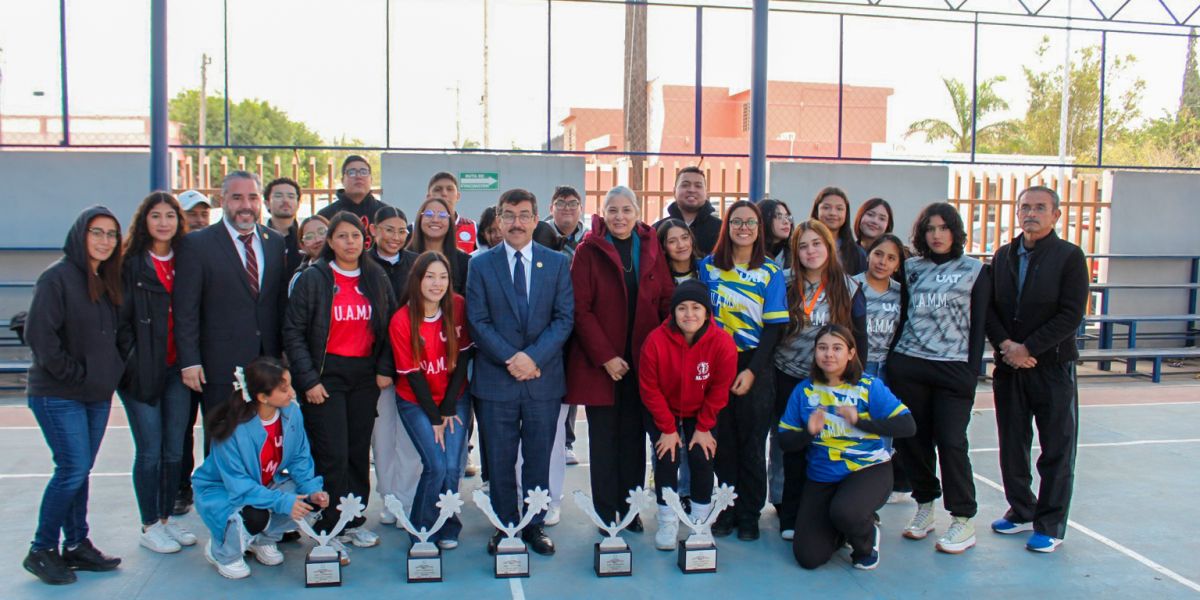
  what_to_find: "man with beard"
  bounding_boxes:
[178,190,212,233]
[265,177,303,275]
[318,155,387,247]
[653,166,721,255]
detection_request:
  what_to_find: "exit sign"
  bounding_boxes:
[459,172,499,191]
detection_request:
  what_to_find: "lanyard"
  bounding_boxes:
[803,281,825,318]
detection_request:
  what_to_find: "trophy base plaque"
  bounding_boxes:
[677,538,717,574]
[494,538,530,578]
[407,544,443,583]
[305,546,343,587]
[594,541,633,577]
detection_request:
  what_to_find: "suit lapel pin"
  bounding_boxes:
[536,261,543,268]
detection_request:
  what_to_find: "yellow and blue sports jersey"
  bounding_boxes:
[698,255,788,353]
[778,375,909,483]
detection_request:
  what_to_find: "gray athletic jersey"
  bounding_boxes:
[773,275,859,380]
[894,255,983,362]
[852,272,901,366]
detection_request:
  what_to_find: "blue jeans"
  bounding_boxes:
[865,361,886,382]
[396,394,470,542]
[28,396,111,551]
[121,368,192,525]
[210,479,298,565]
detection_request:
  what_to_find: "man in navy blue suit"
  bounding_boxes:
[467,188,574,556]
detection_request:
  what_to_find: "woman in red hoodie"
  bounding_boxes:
[566,186,673,531]
[640,279,738,550]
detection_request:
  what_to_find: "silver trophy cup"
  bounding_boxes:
[472,486,552,578]
[663,484,737,573]
[294,493,365,587]
[572,486,656,577]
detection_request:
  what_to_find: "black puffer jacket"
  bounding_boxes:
[117,250,173,403]
[282,257,395,393]
[368,247,419,304]
[26,206,125,403]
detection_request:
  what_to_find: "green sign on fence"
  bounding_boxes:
[459,172,499,191]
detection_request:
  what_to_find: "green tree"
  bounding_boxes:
[169,89,329,187]
[905,76,1017,153]
[1004,38,1144,164]
[1180,28,1200,119]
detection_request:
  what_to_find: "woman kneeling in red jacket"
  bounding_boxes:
[639,279,738,550]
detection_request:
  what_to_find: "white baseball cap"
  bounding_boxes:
[178,190,211,211]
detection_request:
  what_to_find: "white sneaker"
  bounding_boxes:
[544,506,561,527]
[437,539,459,550]
[140,522,182,554]
[565,448,579,465]
[903,502,936,540]
[205,540,251,579]
[655,506,679,551]
[781,529,795,541]
[329,538,351,566]
[163,518,198,546]
[338,526,380,548]
[379,508,397,525]
[936,517,976,554]
[248,542,283,566]
[887,491,912,504]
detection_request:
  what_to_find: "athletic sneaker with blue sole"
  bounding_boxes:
[1026,532,1063,553]
[991,517,1034,535]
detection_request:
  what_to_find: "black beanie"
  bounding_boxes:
[671,279,712,317]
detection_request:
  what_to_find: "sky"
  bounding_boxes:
[0,0,1193,157]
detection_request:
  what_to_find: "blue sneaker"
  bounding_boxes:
[991,517,1033,535]
[1026,533,1063,553]
[852,524,881,571]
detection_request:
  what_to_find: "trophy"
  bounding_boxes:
[294,493,365,587]
[472,486,552,578]
[572,486,656,577]
[383,491,464,583]
[663,484,737,574]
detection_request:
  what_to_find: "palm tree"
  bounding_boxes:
[906,76,1017,153]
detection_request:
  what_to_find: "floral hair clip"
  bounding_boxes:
[232,366,252,403]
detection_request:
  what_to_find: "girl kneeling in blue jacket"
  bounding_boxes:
[192,357,329,579]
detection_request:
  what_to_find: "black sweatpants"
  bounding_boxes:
[301,354,378,532]
[993,361,1078,539]
[585,375,648,524]
[179,390,202,495]
[793,462,892,569]
[648,417,715,505]
[715,352,775,525]
[886,352,977,518]
[773,368,806,530]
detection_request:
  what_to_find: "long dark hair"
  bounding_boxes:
[123,191,185,266]
[404,252,460,373]
[758,198,792,258]
[320,211,391,335]
[810,324,864,385]
[853,197,894,245]
[655,218,701,275]
[786,219,852,338]
[866,233,908,284]
[911,202,966,259]
[477,206,498,249]
[86,213,125,305]
[207,357,289,442]
[711,200,766,271]
[810,187,856,254]
[407,197,460,268]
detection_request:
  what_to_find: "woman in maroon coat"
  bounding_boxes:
[566,186,674,528]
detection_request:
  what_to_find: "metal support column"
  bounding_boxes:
[149,0,169,191]
[749,0,768,203]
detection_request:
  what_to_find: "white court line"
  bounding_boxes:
[970,438,1200,453]
[509,577,525,600]
[973,473,1200,594]
[0,471,130,479]
[975,401,1200,411]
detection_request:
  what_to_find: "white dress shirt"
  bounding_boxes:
[503,240,533,297]
[224,218,265,286]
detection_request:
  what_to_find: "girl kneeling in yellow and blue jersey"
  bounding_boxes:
[778,325,914,571]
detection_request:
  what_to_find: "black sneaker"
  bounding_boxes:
[280,530,301,543]
[737,518,760,541]
[711,514,736,538]
[627,515,644,533]
[61,539,121,571]
[172,487,194,516]
[24,548,76,585]
[681,496,692,515]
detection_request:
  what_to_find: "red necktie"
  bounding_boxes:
[238,233,260,298]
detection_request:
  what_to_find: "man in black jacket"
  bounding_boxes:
[318,155,387,248]
[175,171,288,449]
[985,185,1089,554]
[265,177,303,276]
[652,166,722,255]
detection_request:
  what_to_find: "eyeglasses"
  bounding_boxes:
[553,199,581,210]
[775,214,793,223]
[344,168,371,178]
[421,210,450,221]
[301,228,328,242]
[729,219,759,230]
[377,225,407,237]
[499,212,536,224]
[87,227,119,241]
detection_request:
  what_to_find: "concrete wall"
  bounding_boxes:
[380,153,586,223]
[768,162,949,243]
[1103,171,1200,346]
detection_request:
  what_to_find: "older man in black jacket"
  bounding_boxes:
[984,185,1089,554]
[174,171,287,449]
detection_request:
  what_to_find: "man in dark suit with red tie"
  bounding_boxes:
[174,171,287,449]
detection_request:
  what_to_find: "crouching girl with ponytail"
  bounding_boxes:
[192,357,329,580]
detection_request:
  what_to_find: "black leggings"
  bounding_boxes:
[885,352,977,518]
[774,368,806,529]
[714,353,775,524]
[585,376,648,524]
[648,417,715,505]
[793,462,892,569]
